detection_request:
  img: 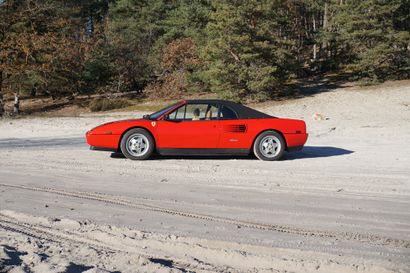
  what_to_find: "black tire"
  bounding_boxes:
[120,128,154,160]
[253,131,285,161]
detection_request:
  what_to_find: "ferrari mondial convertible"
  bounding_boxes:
[86,100,308,161]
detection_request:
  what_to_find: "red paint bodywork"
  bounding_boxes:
[86,101,308,153]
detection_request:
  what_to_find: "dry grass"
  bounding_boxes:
[89,98,132,112]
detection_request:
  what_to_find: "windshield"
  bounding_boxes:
[146,102,180,120]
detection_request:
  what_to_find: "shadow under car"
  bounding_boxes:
[110,146,353,161]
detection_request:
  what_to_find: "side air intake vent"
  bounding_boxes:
[224,124,247,133]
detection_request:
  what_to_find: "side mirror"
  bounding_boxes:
[143,114,150,119]
[163,114,170,120]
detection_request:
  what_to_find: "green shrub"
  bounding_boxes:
[89,98,131,112]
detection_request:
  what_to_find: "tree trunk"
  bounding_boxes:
[0,71,4,116]
[31,87,37,97]
[313,16,317,60]
[14,93,20,114]
[323,2,330,58]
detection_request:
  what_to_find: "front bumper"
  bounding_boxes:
[86,131,121,151]
[90,146,117,152]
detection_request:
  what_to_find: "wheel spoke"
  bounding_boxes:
[126,134,150,157]
[259,135,281,158]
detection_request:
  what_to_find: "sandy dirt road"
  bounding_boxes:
[0,81,409,272]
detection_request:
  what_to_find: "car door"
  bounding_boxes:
[218,105,250,149]
[155,103,220,148]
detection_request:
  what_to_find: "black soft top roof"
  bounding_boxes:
[185,99,273,119]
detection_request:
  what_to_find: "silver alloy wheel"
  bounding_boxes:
[259,135,281,158]
[126,133,149,157]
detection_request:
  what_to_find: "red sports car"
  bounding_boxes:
[86,100,308,161]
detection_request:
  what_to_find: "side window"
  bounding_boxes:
[185,104,208,121]
[168,105,186,121]
[204,104,218,120]
[168,103,219,121]
[219,105,238,120]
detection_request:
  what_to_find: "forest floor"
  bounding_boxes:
[0,80,409,272]
[1,74,354,117]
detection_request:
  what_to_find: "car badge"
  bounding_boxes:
[151,122,156,127]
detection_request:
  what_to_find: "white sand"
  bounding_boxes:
[0,80,409,272]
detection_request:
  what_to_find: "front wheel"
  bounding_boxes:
[120,128,154,160]
[253,131,285,161]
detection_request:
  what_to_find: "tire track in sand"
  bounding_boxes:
[1,183,409,249]
[0,213,219,273]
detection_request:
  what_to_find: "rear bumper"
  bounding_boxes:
[284,133,308,151]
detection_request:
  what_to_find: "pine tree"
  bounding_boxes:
[326,0,410,81]
[105,0,171,92]
[148,0,211,95]
[203,0,294,101]
[1,0,409,109]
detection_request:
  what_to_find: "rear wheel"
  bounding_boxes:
[253,131,285,161]
[120,128,154,160]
